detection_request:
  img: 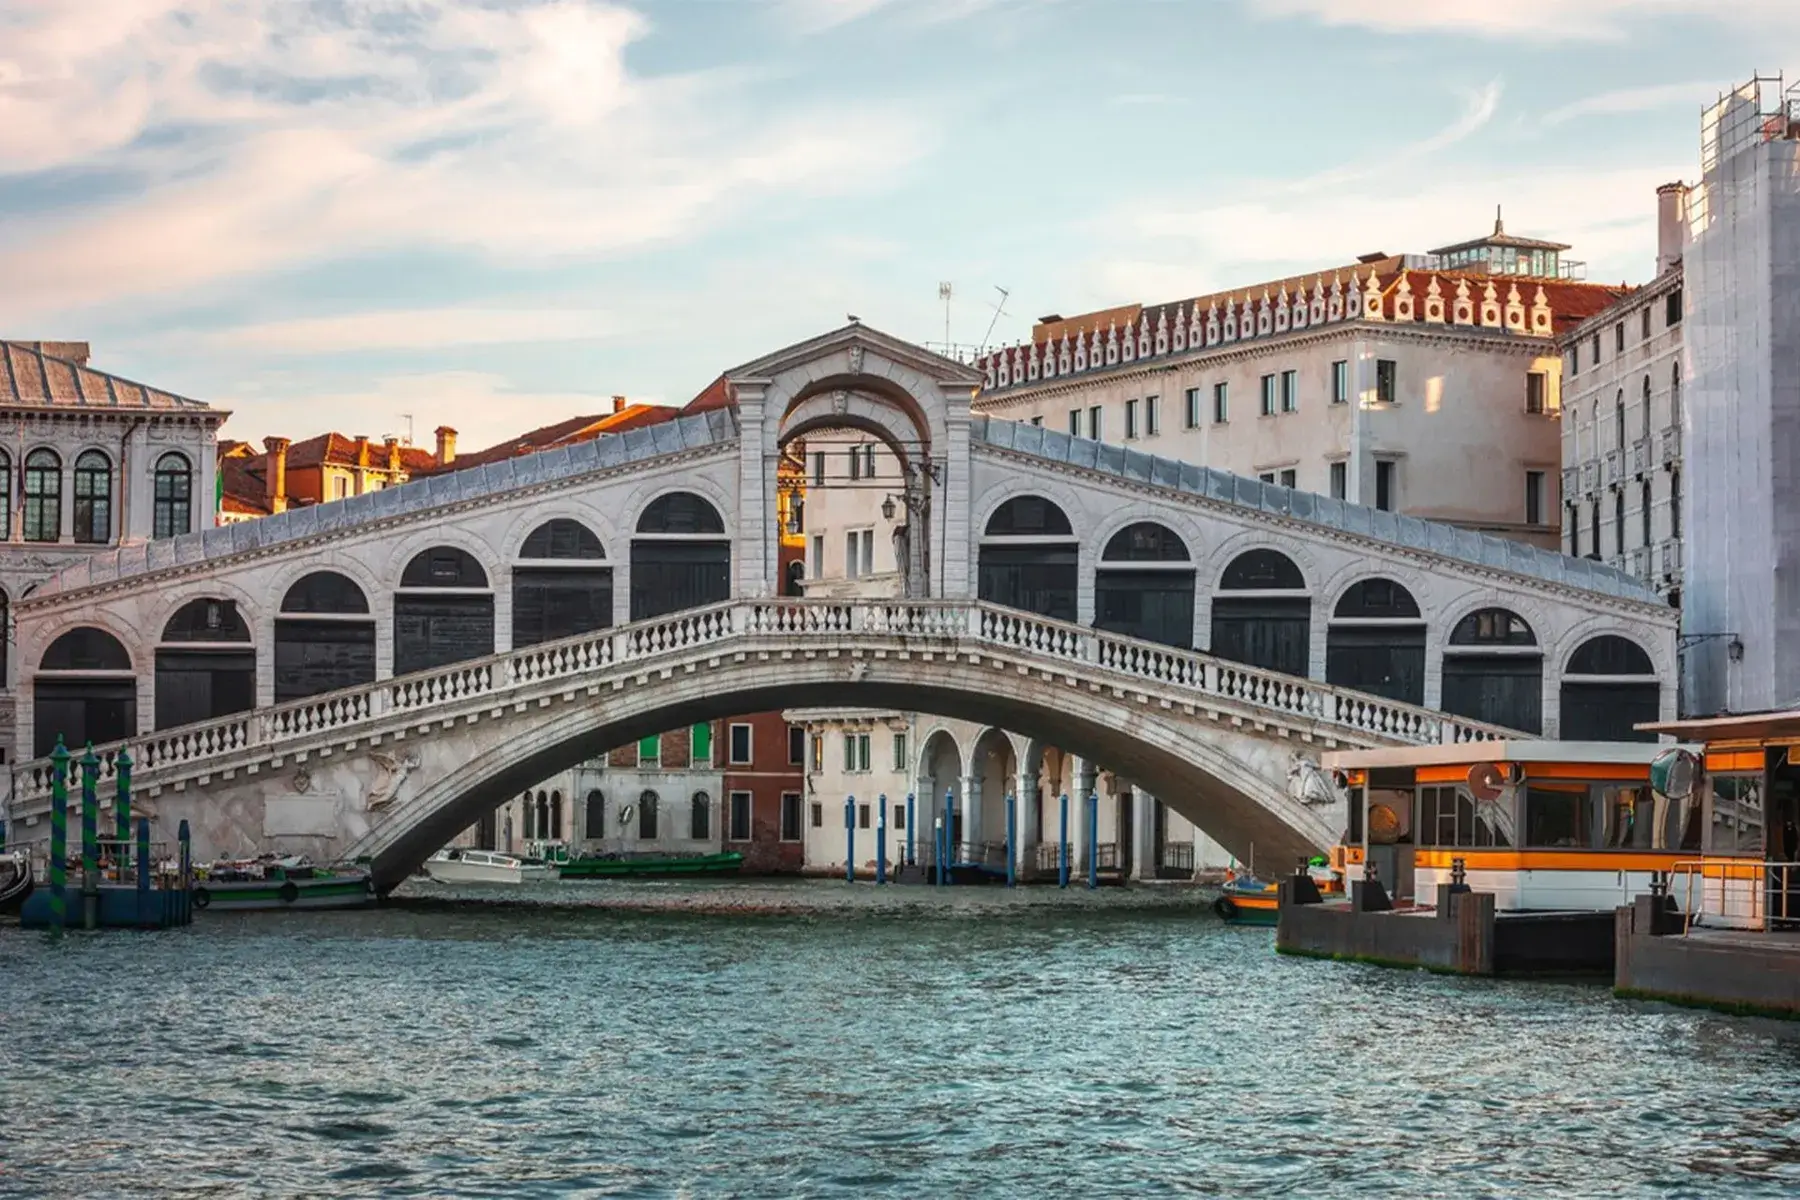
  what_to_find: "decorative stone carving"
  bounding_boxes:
[832,389,851,415]
[848,345,865,375]
[293,767,313,794]
[366,749,422,810]
[1288,753,1341,808]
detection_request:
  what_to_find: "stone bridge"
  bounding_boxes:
[3,323,1679,880]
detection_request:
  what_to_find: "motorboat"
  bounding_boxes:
[423,847,554,884]
[192,854,374,912]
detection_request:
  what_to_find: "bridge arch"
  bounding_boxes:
[273,570,377,703]
[154,597,255,731]
[1211,546,1312,677]
[33,625,136,756]
[1324,577,1426,705]
[1560,633,1659,742]
[394,546,495,675]
[1440,605,1543,734]
[1094,520,1196,649]
[511,516,613,649]
[977,494,1079,622]
[630,490,731,621]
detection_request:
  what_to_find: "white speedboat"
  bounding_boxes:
[423,847,554,884]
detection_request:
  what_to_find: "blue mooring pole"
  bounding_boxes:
[1058,793,1070,888]
[1086,791,1099,890]
[934,818,944,887]
[876,794,888,885]
[945,788,957,871]
[905,792,916,867]
[136,817,152,929]
[1005,793,1016,888]
[845,795,856,884]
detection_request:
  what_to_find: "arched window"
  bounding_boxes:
[535,792,550,841]
[0,587,8,688]
[1441,608,1542,733]
[274,571,376,702]
[638,790,660,840]
[34,627,135,756]
[155,598,255,730]
[550,791,563,840]
[584,790,606,840]
[23,449,60,543]
[1614,389,1625,447]
[783,557,806,597]
[153,452,192,539]
[631,493,729,620]
[395,547,495,675]
[72,450,112,544]
[690,790,711,840]
[978,495,1077,621]
[1326,578,1425,704]
[1211,549,1309,676]
[1641,376,1652,439]
[515,520,612,648]
[1094,522,1194,648]
[1561,635,1658,742]
[1671,362,1681,426]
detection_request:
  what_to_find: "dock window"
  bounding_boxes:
[1417,785,1512,848]
[1525,785,1590,848]
[1707,774,1764,856]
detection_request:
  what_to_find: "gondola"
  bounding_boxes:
[0,852,35,915]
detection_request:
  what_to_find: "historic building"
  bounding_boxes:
[1557,186,1686,604]
[219,429,449,521]
[0,340,223,751]
[972,221,1630,549]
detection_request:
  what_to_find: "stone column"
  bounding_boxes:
[734,386,772,599]
[939,403,974,600]
[960,772,979,854]
[1132,788,1157,881]
[1015,769,1039,872]
[1071,756,1098,874]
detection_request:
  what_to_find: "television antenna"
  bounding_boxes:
[978,285,1011,354]
[397,413,416,446]
[938,281,952,347]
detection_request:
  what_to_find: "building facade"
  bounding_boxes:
[1684,74,1800,716]
[1557,187,1686,604]
[973,226,1629,549]
[0,340,224,752]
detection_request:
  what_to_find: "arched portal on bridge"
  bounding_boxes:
[34,626,135,757]
[1325,578,1425,705]
[631,492,730,620]
[1212,548,1310,676]
[274,571,375,703]
[395,547,494,675]
[1094,521,1195,648]
[155,597,254,731]
[978,496,1078,621]
[513,518,612,648]
[1560,635,1658,742]
[1442,607,1543,734]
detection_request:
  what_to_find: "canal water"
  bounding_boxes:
[3,880,1799,1198]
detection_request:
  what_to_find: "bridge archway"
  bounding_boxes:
[512,518,612,648]
[971,726,1019,856]
[394,547,494,675]
[1211,548,1310,676]
[274,571,375,703]
[1094,521,1195,648]
[1560,634,1658,742]
[154,597,255,730]
[1325,578,1425,705]
[1441,607,1543,734]
[978,495,1078,621]
[631,492,730,620]
[917,726,964,853]
[34,627,135,757]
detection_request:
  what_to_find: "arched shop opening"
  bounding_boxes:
[977,496,1077,621]
[1560,635,1659,742]
[274,571,376,703]
[513,519,612,648]
[35,627,136,756]
[155,598,255,730]
[394,547,495,675]
[1440,608,1543,734]
[1094,522,1195,648]
[631,492,730,621]
[1210,549,1310,677]
[1325,578,1426,705]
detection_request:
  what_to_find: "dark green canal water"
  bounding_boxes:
[3,880,1799,1198]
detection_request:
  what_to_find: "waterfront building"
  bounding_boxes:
[218,429,447,521]
[0,340,223,748]
[1556,188,1686,604]
[972,221,1629,549]
[1682,73,1800,716]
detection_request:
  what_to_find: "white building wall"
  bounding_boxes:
[797,431,906,598]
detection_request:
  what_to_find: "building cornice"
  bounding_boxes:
[1557,267,1684,347]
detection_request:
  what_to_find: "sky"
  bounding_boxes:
[1,0,1794,452]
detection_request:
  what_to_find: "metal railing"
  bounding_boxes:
[1672,859,1800,933]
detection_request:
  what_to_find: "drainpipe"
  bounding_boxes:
[118,418,144,542]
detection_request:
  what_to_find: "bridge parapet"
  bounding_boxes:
[7,599,1512,820]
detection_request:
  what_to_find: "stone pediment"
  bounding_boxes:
[725,322,982,390]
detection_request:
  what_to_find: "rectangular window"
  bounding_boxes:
[845,530,859,579]
[894,803,906,830]
[810,734,824,772]
[780,793,803,842]
[1329,461,1347,500]
[333,476,348,500]
[1666,288,1683,327]
[1258,471,1276,485]
[1641,479,1652,546]
[728,723,752,765]
[860,530,874,576]
[788,725,805,766]
[1375,460,1395,512]
[848,447,863,481]
[862,444,876,478]
[1087,405,1103,440]
[1279,468,1296,489]
[1145,395,1159,436]
[1068,409,1081,437]
[810,533,824,578]
[1526,372,1547,414]
[1592,334,1601,365]
[892,731,908,772]
[1641,308,1652,341]
[1568,504,1580,557]
[1671,469,1682,539]
[1124,398,1139,440]
[1615,323,1625,354]
[1525,786,1590,849]
[854,733,872,772]
[1212,382,1228,424]
[1260,374,1276,416]
[638,735,660,767]
[811,451,826,486]
[692,722,712,764]
[1280,369,1298,413]
[1569,345,1580,376]
[810,802,823,828]
[729,791,753,841]
[1375,359,1397,404]
[1331,360,1349,404]
[1526,470,1545,526]
[1184,387,1200,429]
[843,731,856,772]
[857,803,871,830]
[1029,415,1043,427]
[1707,774,1763,855]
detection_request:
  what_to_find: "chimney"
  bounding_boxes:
[434,425,457,466]
[262,437,290,514]
[611,394,626,415]
[353,435,371,468]
[1656,182,1690,275]
[383,435,401,473]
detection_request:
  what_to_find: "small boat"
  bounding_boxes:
[0,851,34,915]
[192,855,374,912]
[422,847,554,885]
[558,851,745,880]
[1214,868,1280,925]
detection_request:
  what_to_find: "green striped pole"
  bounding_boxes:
[115,748,133,878]
[81,743,99,930]
[48,738,69,934]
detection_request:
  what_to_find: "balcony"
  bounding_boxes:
[1661,426,1682,465]
[1629,546,1651,579]
[1631,437,1651,477]
[1604,449,1624,486]
[1661,539,1683,576]
[1581,461,1600,493]
[1562,466,1579,500]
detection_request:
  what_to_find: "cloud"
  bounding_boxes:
[1247,0,1800,40]
[773,0,1044,33]
[1542,80,1725,126]
[219,370,661,451]
[193,307,620,355]
[0,1,932,322]
[1282,79,1502,193]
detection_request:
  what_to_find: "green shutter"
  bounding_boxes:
[638,735,659,763]
[691,723,712,763]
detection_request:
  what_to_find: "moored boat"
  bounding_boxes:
[1214,869,1280,925]
[558,851,745,880]
[1,851,34,915]
[422,848,554,885]
[192,855,374,912]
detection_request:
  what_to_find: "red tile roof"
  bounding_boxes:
[444,403,680,471]
[681,374,734,414]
